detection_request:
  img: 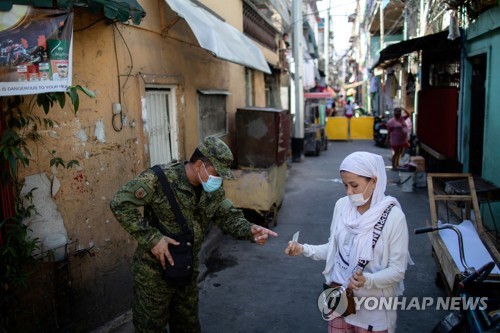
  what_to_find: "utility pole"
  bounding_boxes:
[379,0,384,50]
[379,0,384,115]
[419,0,425,37]
[292,0,304,162]
[323,3,330,86]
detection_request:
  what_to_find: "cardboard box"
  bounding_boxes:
[410,155,426,171]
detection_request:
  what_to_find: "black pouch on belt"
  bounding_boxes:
[162,233,194,286]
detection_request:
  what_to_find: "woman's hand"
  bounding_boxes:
[285,241,304,256]
[150,236,180,269]
[348,269,366,291]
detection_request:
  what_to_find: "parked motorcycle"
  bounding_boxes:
[373,111,390,147]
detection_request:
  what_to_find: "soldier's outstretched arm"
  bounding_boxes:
[213,198,278,242]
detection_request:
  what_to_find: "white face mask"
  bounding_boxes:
[348,180,373,207]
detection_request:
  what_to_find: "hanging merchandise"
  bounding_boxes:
[448,11,460,41]
[384,69,399,111]
[302,58,316,90]
[406,72,415,95]
[370,74,381,115]
[369,72,379,94]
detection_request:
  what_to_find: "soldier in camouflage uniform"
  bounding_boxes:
[110,137,278,333]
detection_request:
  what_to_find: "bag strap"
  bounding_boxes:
[150,165,192,237]
[354,203,395,271]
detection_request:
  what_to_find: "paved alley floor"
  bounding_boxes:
[197,140,447,333]
[91,139,448,333]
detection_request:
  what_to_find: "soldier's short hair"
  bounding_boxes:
[189,148,212,166]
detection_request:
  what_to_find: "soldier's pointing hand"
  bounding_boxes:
[250,224,278,245]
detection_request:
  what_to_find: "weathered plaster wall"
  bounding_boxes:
[202,0,243,28]
[18,0,264,330]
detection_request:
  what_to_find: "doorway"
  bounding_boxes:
[144,87,179,166]
[468,54,486,177]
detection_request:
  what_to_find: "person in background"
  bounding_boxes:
[326,85,336,116]
[402,109,412,142]
[386,108,409,169]
[282,32,290,49]
[285,151,411,333]
[336,94,346,115]
[110,137,278,333]
[344,100,354,141]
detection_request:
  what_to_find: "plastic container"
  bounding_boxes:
[399,171,414,192]
[42,233,68,261]
[414,171,427,188]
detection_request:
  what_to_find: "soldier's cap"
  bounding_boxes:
[198,137,235,179]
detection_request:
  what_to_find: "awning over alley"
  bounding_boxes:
[372,30,461,69]
[165,0,271,74]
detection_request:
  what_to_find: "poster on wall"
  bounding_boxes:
[0,5,73,96]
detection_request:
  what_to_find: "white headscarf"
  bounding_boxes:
[336,152,400,284]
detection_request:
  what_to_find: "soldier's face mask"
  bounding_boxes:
[198,163,222,192]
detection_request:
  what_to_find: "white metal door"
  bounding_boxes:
[144,87,178,166]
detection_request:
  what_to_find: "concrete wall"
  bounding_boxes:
[18,0,267,330]
[462,6,500,231]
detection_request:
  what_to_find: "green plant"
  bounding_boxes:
[0,86,95,332]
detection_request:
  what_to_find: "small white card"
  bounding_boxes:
[292,231,300,243]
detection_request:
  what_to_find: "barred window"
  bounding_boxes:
[198,90,229,138]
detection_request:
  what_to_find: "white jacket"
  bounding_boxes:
[303,196,410,333]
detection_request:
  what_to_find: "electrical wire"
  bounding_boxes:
[289,1,358,28]
[112,112,122,132]
[73,17,106,32]
[113,23,134,91]
[162,34,204,49]
[111,23,123,132]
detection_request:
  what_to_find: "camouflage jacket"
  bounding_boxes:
[110,162,254,258]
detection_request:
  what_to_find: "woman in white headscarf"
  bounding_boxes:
[285,152,410,333]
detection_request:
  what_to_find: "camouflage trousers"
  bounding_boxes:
[132,255,200,333]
